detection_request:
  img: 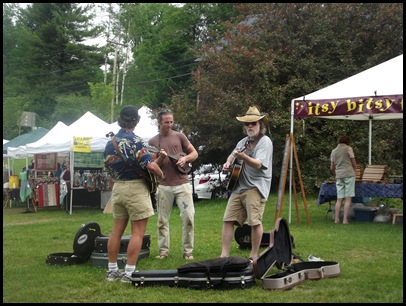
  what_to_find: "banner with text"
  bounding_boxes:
[293,95,403,118]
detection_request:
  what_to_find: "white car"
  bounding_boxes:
[189,165,228,200]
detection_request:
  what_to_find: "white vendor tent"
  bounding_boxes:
[109,106,158,141]
[6,112,112,214]
[287,54,403,222]
[291,54,403,164]
[7,121,69,158]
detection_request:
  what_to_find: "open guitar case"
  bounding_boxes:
[252,218,340,290]
[46,221,150,267]
[130,218,339,290]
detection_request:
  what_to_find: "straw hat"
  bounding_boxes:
[236,106,266,122]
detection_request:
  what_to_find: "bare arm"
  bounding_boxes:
[146,161,164,179]
[176,143,198,168]
[330,161,336,177]
[153,149,167,167]
[235,151,262,170]
[223,153,235,171]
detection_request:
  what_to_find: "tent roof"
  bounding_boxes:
[69,111,111,138]
[109,106,158,141]
[6,112,111,156]
[3,127,49,155]
[292,54,403,120]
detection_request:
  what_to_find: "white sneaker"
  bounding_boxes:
[106,270,123,282]
[120,273,132,283]
[308,255,324,262]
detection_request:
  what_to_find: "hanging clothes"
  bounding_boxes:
[19,170,32,202]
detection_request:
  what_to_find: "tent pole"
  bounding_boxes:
[368,119,372,165]
[288,99,295,223]
[69,150,73,215]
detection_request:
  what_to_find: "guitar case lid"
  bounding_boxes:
[253,218,293,279]
[73,221,101,258]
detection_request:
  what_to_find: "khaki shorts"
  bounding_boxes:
[111,180,154,221]
[223,188,266,227]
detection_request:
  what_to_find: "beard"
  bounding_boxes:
[246,130,257,138]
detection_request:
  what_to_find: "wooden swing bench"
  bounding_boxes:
[361,165,388,183]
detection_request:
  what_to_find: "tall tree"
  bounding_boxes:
[3,3,105,137]
[116,3,238,109]
[171,3,403,192]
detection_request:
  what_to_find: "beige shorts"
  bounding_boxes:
[223,188,266,227]
[111,180,154,221]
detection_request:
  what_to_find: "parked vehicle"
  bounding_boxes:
[189,164,229,200]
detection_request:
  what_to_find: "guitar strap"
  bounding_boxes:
[245,133,264,154]
[111,136,152,184]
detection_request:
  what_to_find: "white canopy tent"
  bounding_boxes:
[108,106,158,141]
[291,54,403,164]
[6,112,112,214]
[288,54,403,222]
[7,121,69,158]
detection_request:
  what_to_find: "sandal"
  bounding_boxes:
[183,253,194,260]
[155,252,168,259]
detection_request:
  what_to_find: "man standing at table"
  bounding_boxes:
[330,135,357,224]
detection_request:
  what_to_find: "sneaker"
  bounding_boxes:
[121,270,139,283]
[121,273,132,283]
[106,270,123,282]
[308,255,324,262]
[183,253,194,260]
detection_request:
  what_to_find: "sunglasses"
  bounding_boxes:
[244,122,258,126]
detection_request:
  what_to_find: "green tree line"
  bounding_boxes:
[3,3,403,193]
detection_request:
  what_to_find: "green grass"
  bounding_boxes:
[3,194,403,303]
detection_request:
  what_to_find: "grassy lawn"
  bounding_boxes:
[3,194,403,303]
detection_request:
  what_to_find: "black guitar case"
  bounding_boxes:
[131,256,256,290]
[93,234,151,253]
[46,221,101,265]
[234,223,295,249]
[46,221,151,266]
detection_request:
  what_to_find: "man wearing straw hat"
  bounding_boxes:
[220,105,273,262]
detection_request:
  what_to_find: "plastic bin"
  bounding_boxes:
[354,206,378,222]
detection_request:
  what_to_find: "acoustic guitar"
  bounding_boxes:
[225,135,263,191]
[145,170,160,193]
[225,145,248,191]
[147,146,192,174]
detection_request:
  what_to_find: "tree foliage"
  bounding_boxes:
[170,3,403,192]
[117,3,238,110]
[3,3,403,194]
[3,3,105,137]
